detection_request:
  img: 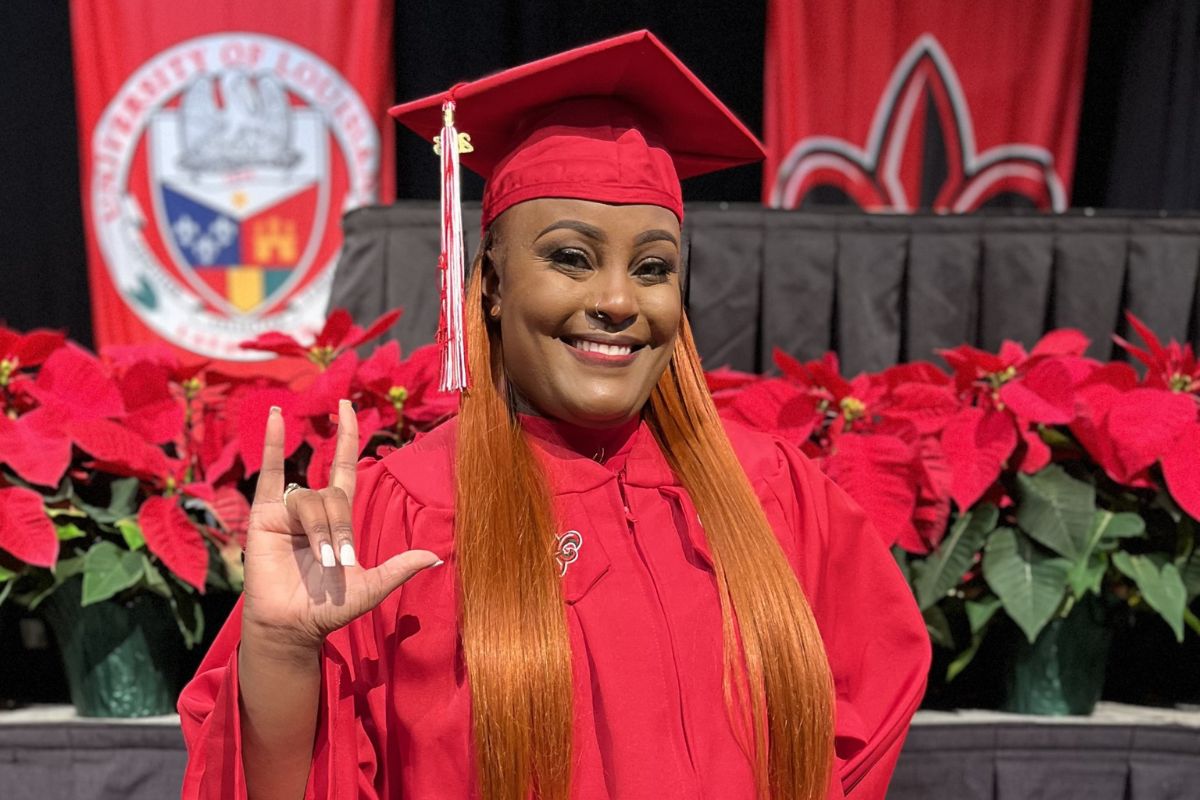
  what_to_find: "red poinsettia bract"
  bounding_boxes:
[1073,312,1200,519]
[239,308,401,369]
[937,329,1091,510]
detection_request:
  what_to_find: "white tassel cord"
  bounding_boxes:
[438,100,469,392]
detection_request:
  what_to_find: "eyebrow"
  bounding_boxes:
[634,228,679,248]
[534,219,680,248]
[535,219,605,241]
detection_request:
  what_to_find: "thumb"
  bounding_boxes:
[362,549,444,606]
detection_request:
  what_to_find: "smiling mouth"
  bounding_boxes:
[562,338,645,358]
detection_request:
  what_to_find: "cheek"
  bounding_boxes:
[505,286,578,352]
[642,287,684,344]
[496,279,578,383]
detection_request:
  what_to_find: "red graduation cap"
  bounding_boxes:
[389,30,764,391]
[390,29,764,228]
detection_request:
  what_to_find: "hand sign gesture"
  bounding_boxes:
[240,400,442,656]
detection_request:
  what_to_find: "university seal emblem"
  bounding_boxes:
[90,34,380,359]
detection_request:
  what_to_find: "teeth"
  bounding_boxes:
[571,339,633,356]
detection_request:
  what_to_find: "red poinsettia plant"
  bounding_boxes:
[3,306,1198,684]
[713,316,1200,679]
[0,309,454,648]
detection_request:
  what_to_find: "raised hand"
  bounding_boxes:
[240,399,441,656]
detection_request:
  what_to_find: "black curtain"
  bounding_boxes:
[392,1,766,204]
[0,1,89,346]
[1097,0,1200,210]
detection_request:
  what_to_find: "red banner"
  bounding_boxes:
[765,0,1090,212]
[70,0,394,370]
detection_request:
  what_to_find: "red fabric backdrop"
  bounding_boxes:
[70,0,395,374]
[765,0,1090,213]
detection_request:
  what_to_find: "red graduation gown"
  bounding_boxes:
[179,418,929,799]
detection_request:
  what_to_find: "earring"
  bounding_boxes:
[489,305,501,319]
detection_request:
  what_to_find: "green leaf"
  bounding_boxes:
[140,554,205,649]
[1187,608,1200,638]
[982,527,1070,643]
[53,554,86,579]
[1180,537,1200,599]
[965,595,1002,635]
[81,541,144,606]
[72,477,142,525]
[948,595,1003,681]
[1094,511,1146,544]
[54,522,87,541]
[1037,426,1074,449]
[1181,547,1200,602]
[42,475,75,504]
[116,518,146,550]
[70,497,110,523]
[1153,490,1185,524]
[140,556,173,599]
[1112,552,1187,642]
[0,564,17,608]
[1068,552,1107,598]
[1065,511,1144,600]
[1016,466,1096,561]
[923,604,954,649]
[947,634,984,682]
[167,583,205,649]
[914,504,998,610]
[2,472,73,503]
[107,478,140,518]
[47,505,87,518]
[25,554,86,610]
[891,545,912,583]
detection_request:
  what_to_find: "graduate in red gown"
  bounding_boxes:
[178,31,929,800]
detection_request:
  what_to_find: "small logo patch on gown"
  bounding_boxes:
[555,530,583,577]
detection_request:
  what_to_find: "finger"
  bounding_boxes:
[328,399,359,501]
[288,488,337,568]
[360,550,443,608]
[254,406,286,505]
[319,486,356,567]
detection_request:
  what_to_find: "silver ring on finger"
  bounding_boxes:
[282,482,304,510]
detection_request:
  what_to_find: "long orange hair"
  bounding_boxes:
[455,243,835,800]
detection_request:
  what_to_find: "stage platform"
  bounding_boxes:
[1,702,1197,798]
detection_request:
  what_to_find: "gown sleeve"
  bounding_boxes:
[177,458,415,799]
[761,438,930,800]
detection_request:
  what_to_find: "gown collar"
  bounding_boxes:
[518,413,679,489]
[518,414,640,472]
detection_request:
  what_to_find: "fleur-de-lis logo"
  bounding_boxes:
[771,34,1066,213]
[555,530,583,577]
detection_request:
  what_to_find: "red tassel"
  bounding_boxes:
[437,100,469,391]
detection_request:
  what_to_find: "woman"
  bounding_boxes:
[179,31,928,800]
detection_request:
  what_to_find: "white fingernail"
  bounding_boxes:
[339,398,352,411]
[321,542,336,568]
[340,542,357,567]
[430,559,445,568]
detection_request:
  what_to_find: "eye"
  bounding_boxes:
[550,247,592,271]
[634,258,677,283]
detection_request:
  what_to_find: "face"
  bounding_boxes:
[484,198,683,428]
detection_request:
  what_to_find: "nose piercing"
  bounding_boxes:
[593,300,608,322]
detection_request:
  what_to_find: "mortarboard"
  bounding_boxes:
[389,30,764,391]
